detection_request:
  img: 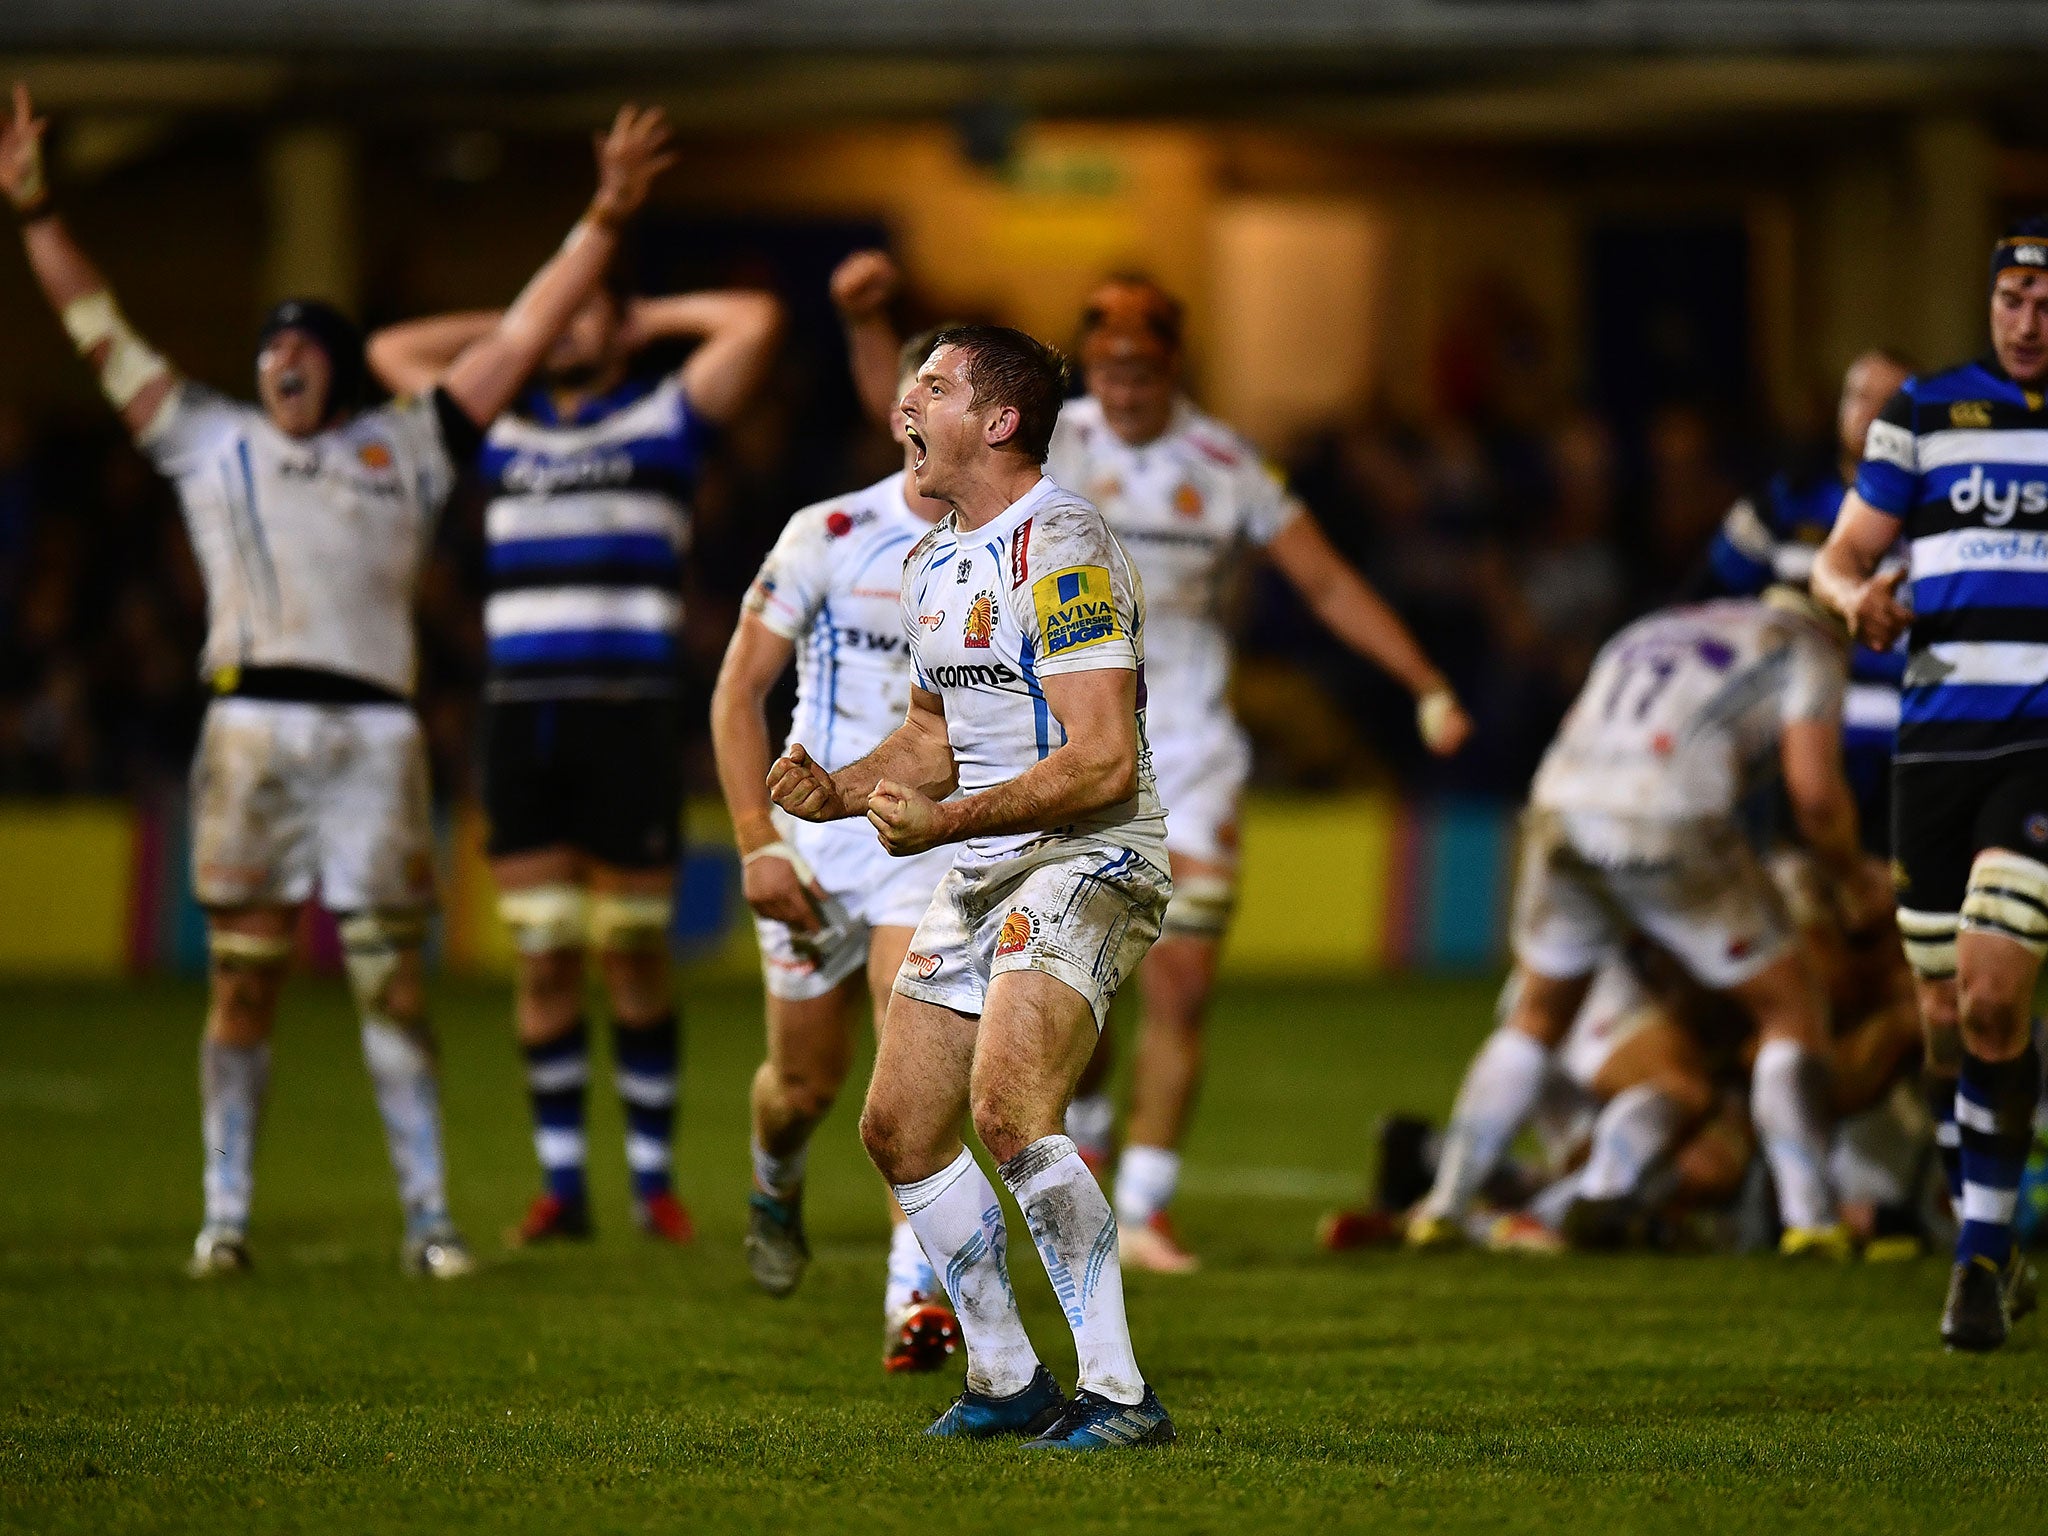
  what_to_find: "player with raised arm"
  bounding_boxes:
[1813,219,2048,1350]
[708,252,958,1370]
[368,213,780,1250]
[1,83,675,1278]
[770,326,1176,1450]
[1403,588,1888,1259]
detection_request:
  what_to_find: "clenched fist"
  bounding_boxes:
[767,743,844,823]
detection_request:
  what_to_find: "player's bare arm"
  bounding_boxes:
[711,612,824,931]
[1263,513,1473,755]
[435,104,677,431]
[639,289,785,423]
[769,684,957,825]
[1812,492,1911,651]
[1778,717,1888,929]
[868,666,1140,857]
[365,311,501,397]
[832,249,907,431]
[5,82,178,439]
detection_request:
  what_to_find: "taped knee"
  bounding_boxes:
[590,892,673,954]
[209,928,293,969]
[1896,907,1959,982]
[1959,849,2048,958]
[498,884,590,956]
[340,911,426,1015]
[1161,873,1236,939]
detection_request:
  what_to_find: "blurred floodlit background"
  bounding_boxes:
[3,2,2046,976]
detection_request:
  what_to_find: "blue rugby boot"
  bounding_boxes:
[1019,1386,1176,1451]
[925,1365,1066,1439]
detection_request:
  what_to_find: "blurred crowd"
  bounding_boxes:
[0,278,1805,806]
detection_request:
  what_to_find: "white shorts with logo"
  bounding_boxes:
[1150,711,1250,870]
[752,812,954,1002]
[190,697,435,913]
[894,838,1172,1027]
[1510,808,1790,991]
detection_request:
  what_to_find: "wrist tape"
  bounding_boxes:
[61,291,168,410]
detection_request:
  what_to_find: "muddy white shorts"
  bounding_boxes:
[1151,712,1250,870]
[893,838,1171,1027]
[190,697,435,913]
[1510,807,1790,991]
[752,812,954,1002]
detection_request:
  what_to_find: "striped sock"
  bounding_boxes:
[1925,1073,1962,1205]
[1955,1043,2039,1267]
[615,1012,679,1203]
[524,1019,589,1205]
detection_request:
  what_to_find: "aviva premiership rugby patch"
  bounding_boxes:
[1033,566,1121,658]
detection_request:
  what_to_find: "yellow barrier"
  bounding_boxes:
[0,803,134,975]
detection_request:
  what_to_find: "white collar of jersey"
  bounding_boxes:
[944,474,1057,540]
[1078,393,1198,454]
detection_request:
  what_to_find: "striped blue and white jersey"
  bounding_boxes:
[1856,359,2048,762]
[139,382,458,699]
[743,471,934,772]
[899,476,1167,873]
[476,373,708,702]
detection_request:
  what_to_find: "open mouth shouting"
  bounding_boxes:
[905,421,929,471]
[275,368,308,402]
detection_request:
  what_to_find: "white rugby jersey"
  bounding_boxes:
[743,471,934,769]
[1046,396,1300,748]
[140,382,457,699]
[1531,599,1846,821]
[900,476,1168,872]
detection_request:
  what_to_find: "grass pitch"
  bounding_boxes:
[2,972,2044,1534]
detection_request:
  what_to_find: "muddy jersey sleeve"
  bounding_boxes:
[136,381,253,483]
[1780,624,1848,726]
[1028,501,1141,679]
[1237,454,1304,547]
[744,509,831,641]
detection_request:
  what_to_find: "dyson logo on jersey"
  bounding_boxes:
[502,450,636,494]
[1948,464,2048,525]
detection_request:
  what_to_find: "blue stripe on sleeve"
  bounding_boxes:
[1855,460,1915,517]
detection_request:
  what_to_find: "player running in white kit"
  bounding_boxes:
[710,254,958,1370]
[1046,278,1472,1271]
[1407,589,1890,1258]
[2,85,676,1276]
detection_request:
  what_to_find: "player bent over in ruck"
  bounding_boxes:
[770,327,1175,1450]
[1814,220,2048,1350]
[0,84,676,1277]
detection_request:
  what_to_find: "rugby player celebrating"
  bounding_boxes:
[370,206,783,1249]
[770,327,1176,1450]
[709,252,958,1369]
[1814,220,2048,1350]
[1,83,676,1276]
[1046,277,1472,1270]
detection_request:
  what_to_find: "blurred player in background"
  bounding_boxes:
[770,326,1176,1450]
[841,260,1472,1271]
[1814,219,2048,1350]
[1405,588,1886,1258]
[708,252,958,1371]
[1,85,677,1275]
[368,206,781,1248]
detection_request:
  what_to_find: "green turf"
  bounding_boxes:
[1,973,2043,1535]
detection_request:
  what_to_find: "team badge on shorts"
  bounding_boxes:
[1034,566,1121,657]
[964,591,997,648]
[905,951,943,979]
[995,909,1039,957]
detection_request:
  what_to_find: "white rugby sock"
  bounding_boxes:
[200,1038,270,1233]
[1419,1027,1551,1220]
[1000,1135,1144,1407]
[884,1217,937,1317]
[360,1019,451,1229]
[1064,1092,1115,1160]
[1579,1085,1685,1202]
[1526,1166,1586,1232]
[1113,1144,1181,1226]
[1752,1038,1836,1231]
[894,1148,1040,1398]
[751,1138,808,1199]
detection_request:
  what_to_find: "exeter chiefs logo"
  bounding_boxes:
[963,590,998,649]
[994,909,1039,957]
